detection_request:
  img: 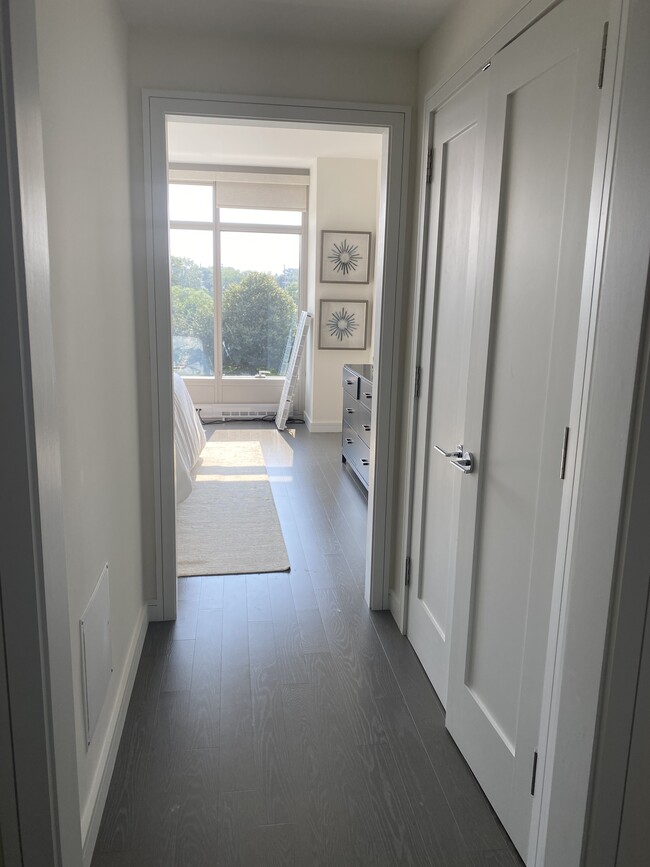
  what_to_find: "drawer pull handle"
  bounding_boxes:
[345,408,355,413]
[362,424,371,432]
[361,459,370,466]
[363,393,372,399]
[345,379,355,385]
[345,438,354,444]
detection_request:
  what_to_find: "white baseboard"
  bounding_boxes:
[304,413,342,433]
[81,603,149,866]
[388,588,403,633]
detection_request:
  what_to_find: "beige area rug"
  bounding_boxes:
[176,438,290,577]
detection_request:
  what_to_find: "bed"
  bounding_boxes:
[173,372,206,503]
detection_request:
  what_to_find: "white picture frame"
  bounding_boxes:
[320,230,371,283]
[319,299,368,350]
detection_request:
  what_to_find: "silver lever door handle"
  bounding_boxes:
[434,443,463,458]
[449,451,474,474]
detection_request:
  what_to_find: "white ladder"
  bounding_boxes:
[275,311,312,430]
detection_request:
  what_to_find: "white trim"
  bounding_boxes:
[143,90,410,619]
[303,414,341,433]
[81,605,148,866]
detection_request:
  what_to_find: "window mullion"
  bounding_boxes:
[213,183,223,398]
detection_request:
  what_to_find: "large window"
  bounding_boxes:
[168,174,307,385]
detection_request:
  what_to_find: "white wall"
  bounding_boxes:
[34,0,146,849]
[418,0,527,99]
[306,158,379,430]
[128,31,418,598]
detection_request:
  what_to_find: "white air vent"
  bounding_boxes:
[80,563,112,747]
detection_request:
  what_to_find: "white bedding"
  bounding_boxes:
[173,373,206,503]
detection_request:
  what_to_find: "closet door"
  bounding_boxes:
[445,0,609,857]
[406,74,486,707]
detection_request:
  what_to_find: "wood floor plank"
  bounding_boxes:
[161,640,195,693]
[171,599,199,640]
[187,608,222,750]
[199,575,224,609]
[315,587,387,745]
[403,682,515,855]
[240,823,296,867]
[287,567,319,612]
[246,573,272,622]
[304,653,394,866]
[141,621,174,658]
[357,742,433,866]
[178,575,201,601]
[268,573,308,685]
[173,749,219,867]
[219,576,258,793]
[217,789,266,867]
[281,679,349,866]
[470,850,525,866]
[297,608,330,654]
[93,654,164,855]
[375,693,473,866]
[248,621,295,825]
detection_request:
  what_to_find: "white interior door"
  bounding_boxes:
[445,0,608,857]
[406,74,486,707]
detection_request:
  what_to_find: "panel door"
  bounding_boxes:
[445,0,609,857]
[407,74,487,707]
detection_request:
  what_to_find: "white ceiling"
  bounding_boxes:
[118,0,454,49]
[167,118,384,168]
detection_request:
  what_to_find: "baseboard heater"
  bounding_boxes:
[195,403,300,421]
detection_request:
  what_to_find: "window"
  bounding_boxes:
[168,173,307,387]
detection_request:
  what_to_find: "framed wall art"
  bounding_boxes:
[320,230,371,284]
[319,300,368,350]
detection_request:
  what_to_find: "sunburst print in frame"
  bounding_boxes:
[320,231,371,284]
[319,300,368,350]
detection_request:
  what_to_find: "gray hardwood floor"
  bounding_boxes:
[92,423,522,867]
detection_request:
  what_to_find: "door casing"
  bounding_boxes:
[143,92,410,621]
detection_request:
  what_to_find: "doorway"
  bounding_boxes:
[143,93,410,621]
[167,119,384,594]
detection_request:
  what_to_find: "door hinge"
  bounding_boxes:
[415,365,422,399]
[559,426,570,480]
[598,21,609,89]
[405,556,412,587]
[531,750,539,796]
[426,148,433,184]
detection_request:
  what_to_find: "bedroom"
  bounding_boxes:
[163,119,386,622]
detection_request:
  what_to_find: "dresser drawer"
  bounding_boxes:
[342,368,360,399]
[359,377,373,410]
[355,439,370,486]
[342,422,357,462]
[342,399,359,426]
[355,403,372,447]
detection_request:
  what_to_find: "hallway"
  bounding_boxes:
[92,425,521,866]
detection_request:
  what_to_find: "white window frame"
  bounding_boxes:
[168,169,308,408]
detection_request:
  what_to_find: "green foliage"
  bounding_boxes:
[277,266,299,305]
[171,285,214,373]
[221,266,247,291]
[222,272,297,375]
[171,256,213,295]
